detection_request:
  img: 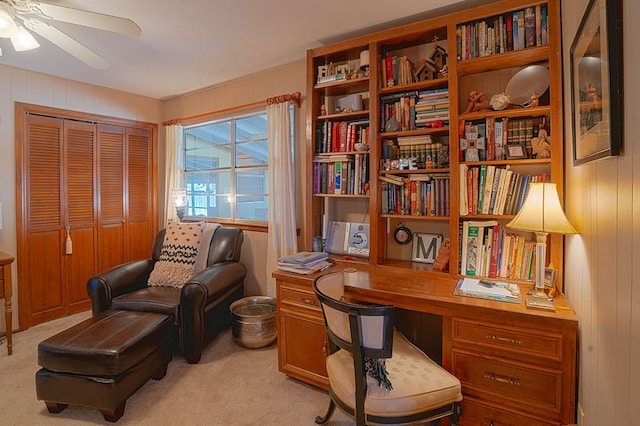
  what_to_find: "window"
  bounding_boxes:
[183,107,293,222]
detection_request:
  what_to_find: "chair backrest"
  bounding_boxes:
[313,271,394,360]
[152,225,244,266]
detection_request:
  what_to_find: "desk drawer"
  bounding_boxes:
[453,318,563,362]
[453,350,561,415]
[280,287,321,312]
[462,396,557,426]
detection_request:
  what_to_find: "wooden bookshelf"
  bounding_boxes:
[304,0,564,287]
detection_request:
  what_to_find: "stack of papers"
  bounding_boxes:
[454,277,521,303]
[277,252,331,275]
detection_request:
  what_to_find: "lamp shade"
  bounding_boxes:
[359,50,370,70]
[171,188,187,208]
[506,182,577,234]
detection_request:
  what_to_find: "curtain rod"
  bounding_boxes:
[162,91,301,126]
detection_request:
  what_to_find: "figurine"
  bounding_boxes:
[531,129,551,158]
[463,91,491,114]
[528,91,540,107]
[490,93,510,111]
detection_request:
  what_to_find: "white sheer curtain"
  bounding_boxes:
[164,124,184,225]
[266,102,298,297]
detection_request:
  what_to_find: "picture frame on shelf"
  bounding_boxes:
[570,0,623,165]
[412,233,442,264]
[544,267,558,288]
[505,144,527,159]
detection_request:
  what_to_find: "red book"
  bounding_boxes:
[488,224,502,278]
[339,121,347,151]
[332,122,340,152]
[385,57,393,87]
[466,169,473,214]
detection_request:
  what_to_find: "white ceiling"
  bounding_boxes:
[0,0,492,100]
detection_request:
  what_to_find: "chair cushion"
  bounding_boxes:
[148,220,207,288]
[326,330,462,417]
[112,287,182,324]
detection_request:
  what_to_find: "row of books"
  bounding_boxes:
[380,88,450,132]
[456,4,548,60]
[380,174,450,217]
[314,120,370,154]
[459,221,536,281]
[380,91,417,132]
[459,116,547,161]
[381,137,447,170]
[313,153,369,195]
[459,164,548,216]
[381,55,417,88]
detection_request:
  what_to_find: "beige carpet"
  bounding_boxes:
[0,311,352,425]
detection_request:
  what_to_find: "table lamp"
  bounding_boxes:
[506,182,577,298]
[171,188,187,221]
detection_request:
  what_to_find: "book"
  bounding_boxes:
[477,165,487,214]
[524,7,536,48]
[464,220,498,276]
[488,224,503,278]
[459,164,469,215]
[517,10,525,50]
[278,251,329,266]
[481,165,496,215]
[334,161,342,194]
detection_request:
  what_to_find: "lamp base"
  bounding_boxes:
[527,287,549,299]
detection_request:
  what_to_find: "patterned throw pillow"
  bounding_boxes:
[148,220,207,288]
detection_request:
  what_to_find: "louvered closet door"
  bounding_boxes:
[64,120,97,312]
[126,127,154,261]
[21,115,66,325]
[97,124,126,271]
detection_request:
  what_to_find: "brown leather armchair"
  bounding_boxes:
[87,226,246,364]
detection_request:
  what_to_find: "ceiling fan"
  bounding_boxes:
[0,0,140,69]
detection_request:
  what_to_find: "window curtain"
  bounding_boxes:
[266,103,298,297]
[164,124,184,225]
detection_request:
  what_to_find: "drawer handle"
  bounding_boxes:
[300,298,318,306]
[484,373,520,386]
[486,335,522,345]
[483,422,495,426]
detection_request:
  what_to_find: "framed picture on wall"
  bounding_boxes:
[570,0,623,165]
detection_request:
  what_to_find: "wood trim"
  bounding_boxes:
[161,91,302,126]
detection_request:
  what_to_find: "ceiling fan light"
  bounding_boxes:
[0,9,17,38]
[11,25,39,51]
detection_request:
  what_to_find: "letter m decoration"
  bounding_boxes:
[412,233,443,263]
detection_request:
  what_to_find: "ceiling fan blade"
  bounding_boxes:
[25,2,141,36]
[24,19,110,69]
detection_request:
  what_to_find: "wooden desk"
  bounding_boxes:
[0,251,15,356]
[273,266,578,425]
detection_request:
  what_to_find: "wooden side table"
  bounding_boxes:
[0,251,14,355]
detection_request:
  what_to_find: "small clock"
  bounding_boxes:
[394,224,412,245]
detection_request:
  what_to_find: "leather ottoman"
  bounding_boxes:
[36,310,172,422]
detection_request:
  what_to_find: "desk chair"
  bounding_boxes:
[313,271,462,425]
